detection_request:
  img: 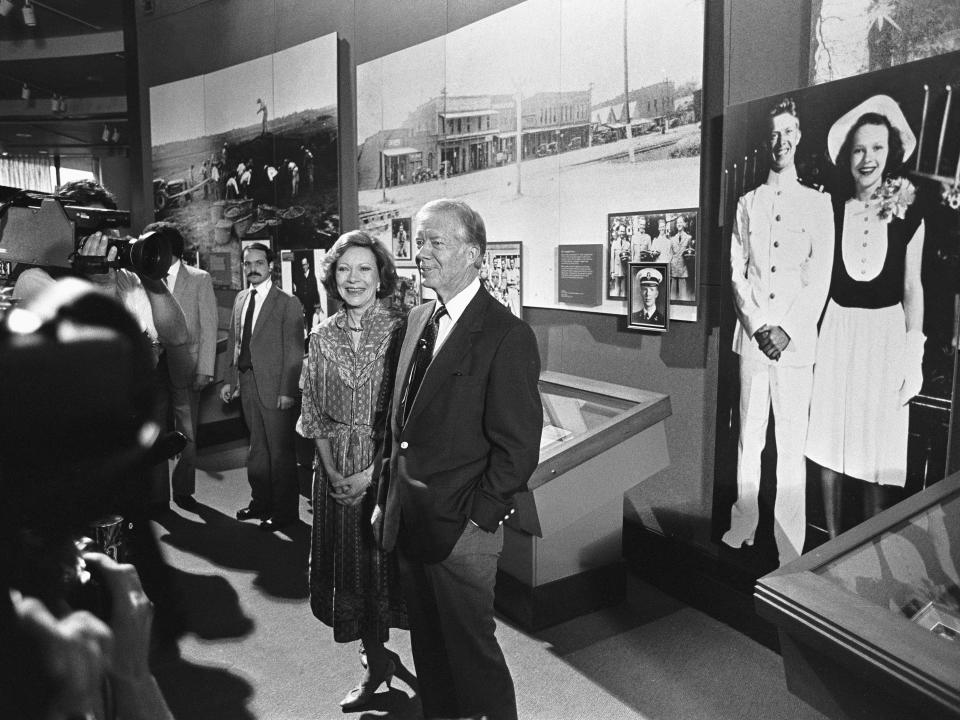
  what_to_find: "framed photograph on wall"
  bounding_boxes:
[280,248,328,333]
[391,217,413,261]
[392,266,424,313]
[627,261,669,332]
[607,209,698,310]
[205,251,233,289]
[482,241,522,318]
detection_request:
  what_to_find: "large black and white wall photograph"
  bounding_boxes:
[356,0,703,320]
[712,50,960,571]
[149,32,339,288]
[809,0,960,86]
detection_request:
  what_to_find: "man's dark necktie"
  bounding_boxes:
[238,288,256,371]
[402,303,447,422]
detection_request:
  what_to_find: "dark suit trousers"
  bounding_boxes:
[238,370,298,520]
[169,382,200,496]
[398,523,517,720]
[151,353,200,497]
[145,361,172,505]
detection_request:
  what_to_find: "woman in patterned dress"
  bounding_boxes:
[297,230,408,710]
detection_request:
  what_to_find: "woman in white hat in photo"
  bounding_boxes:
[805,95,925,538]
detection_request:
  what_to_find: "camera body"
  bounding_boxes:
[0,186,172,281]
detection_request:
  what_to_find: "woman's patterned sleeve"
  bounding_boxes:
[297,333,335,439]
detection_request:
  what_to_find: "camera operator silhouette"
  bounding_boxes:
[0,278,176,719]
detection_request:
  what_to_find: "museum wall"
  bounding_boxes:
[133,0,816,555]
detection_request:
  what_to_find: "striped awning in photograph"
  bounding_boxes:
[438,109,500,119]
[381,147,421,157]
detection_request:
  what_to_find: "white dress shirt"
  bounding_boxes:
[649,233,672,261]
[240,279,273,337]
[165,258,181,293]
[434,277,480,356]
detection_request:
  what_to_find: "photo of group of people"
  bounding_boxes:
[713,50,960,570]
[607,209,697,307]
[480,243,523,318]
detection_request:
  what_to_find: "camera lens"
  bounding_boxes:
[126,231,173,281]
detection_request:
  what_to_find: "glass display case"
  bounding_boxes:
[495,371,671,630]
[755,472,960,720]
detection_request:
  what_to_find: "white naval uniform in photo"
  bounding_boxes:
[725,166,833,565]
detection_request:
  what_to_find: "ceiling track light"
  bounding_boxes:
[102,125,110,143]
[0,0,102,30]
[49,95,59,112]
[22,1,36,27]
[20,83,30,100]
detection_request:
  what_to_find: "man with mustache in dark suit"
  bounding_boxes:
[221,243,304,532]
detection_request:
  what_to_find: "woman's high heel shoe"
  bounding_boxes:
[339,658,395,711]
[382,648,417,690]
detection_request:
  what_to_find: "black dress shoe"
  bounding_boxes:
[173,494,199,511]
[258,516,295,532]
[236,506,269,521]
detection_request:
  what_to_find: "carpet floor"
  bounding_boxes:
[147,442,827,720]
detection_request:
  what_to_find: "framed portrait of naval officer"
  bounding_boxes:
[627,262,669,332]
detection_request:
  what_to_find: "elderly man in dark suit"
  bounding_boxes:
[372,199,542,720]
[221,243,304,531]
[143,221,218,510]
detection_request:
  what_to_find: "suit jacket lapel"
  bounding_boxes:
[234,288,249,337]
[404,290,489,426]
[172,264,187,303]
[393,301,433,425]
[253,285,278,338]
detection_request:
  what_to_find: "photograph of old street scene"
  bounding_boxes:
[357,0,703,316]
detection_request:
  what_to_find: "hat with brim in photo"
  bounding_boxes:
[827,94,916,165]
[637,268,663,286]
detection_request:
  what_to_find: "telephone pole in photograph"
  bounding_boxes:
[514,88,523,196]
[623,0,635,162]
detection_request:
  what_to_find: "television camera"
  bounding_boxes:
[0,185,172,281]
